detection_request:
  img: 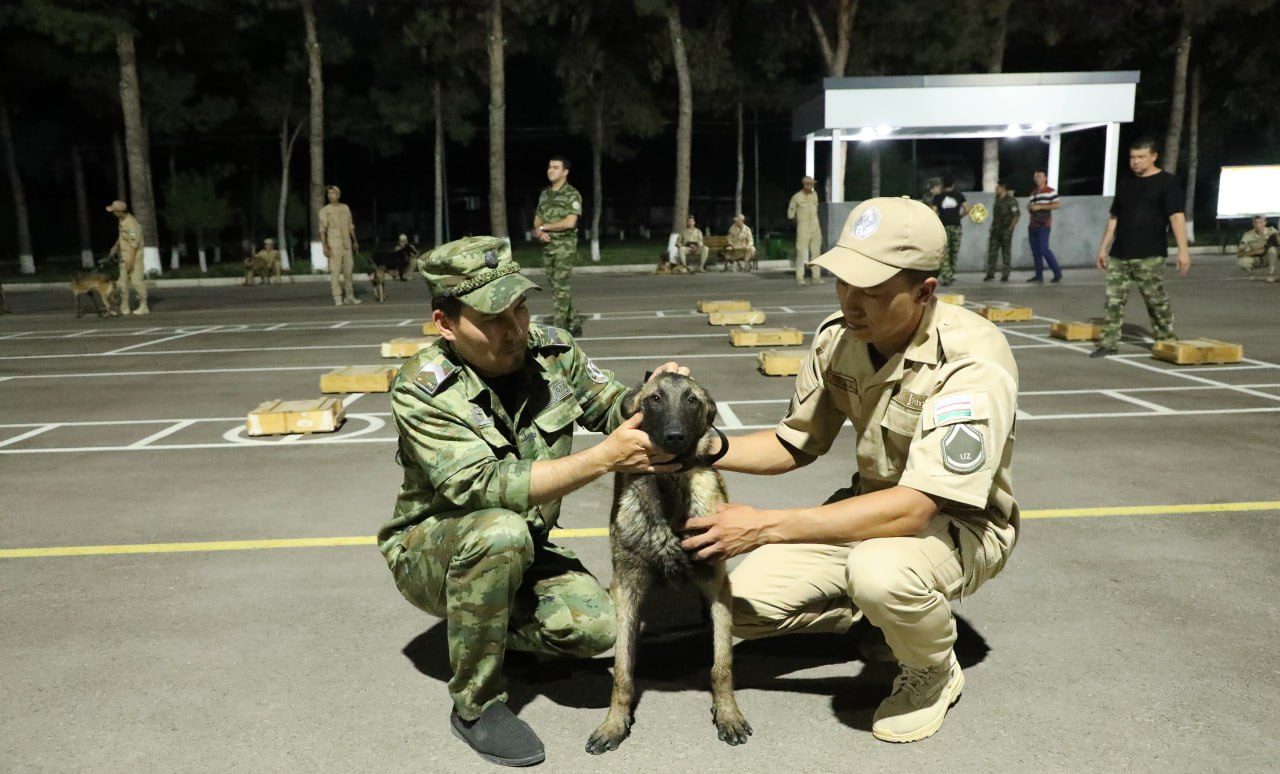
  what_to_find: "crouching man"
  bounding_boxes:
[378,235,687,767]
[682,198,1020,744]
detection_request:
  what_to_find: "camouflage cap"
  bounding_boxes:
[419,236,541,314]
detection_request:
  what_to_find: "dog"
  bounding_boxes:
[70,271,118,318]
[369,244,415,302]
[586,372,752,754]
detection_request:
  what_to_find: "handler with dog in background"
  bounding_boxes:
[376,235,686,767]
[682,196,1020,745]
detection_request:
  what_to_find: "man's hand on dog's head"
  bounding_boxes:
[647,362,691,381]
[598,413,679,474]
[681,502,775,561]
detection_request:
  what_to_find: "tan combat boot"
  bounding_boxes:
[120,301,132,315]
[134,301,150,316]
[871,656,964,743]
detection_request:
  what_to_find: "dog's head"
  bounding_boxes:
[624,372,717,460]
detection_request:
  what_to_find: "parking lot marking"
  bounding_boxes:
[0,424,58,448]
[4,500,1277,559]
[1100,390,1175,414]
[129,420,198,448]
[102,326,221,355]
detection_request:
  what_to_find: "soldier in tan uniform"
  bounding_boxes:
[243,238,282,285]
[682,197,1019,745]
[787,176,825,286]
[725,213,756,270]
[105,200,148,315]
[319,185,360,305]
[1236,215,1279,281]
[676,215,709,272]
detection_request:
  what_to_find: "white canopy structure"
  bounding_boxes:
[792,71,1140,199]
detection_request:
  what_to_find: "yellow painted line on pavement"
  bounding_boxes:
[2,501,1277,559]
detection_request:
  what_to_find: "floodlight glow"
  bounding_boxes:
[1216,165,1280,218]
[1031,121,1050,133]
[874,124,892,137]
[1004,123,1022,137]
[856,127,877,141]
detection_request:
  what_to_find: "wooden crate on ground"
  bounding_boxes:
[697,299,753,313]
[320,365,401,394]
[708,310,766,326]
[246,398,346,437]
[1049,321,1102,341]
[422,321,439,335]
[936,293,965,305]
[729,327,804,347]
[1151,339,1243,365]
[977,304,1034,323]
[758,350,803,376]
[381,336,438,358]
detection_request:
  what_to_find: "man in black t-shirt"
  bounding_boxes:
[931,177,969,286]
[1091,138,1191,358]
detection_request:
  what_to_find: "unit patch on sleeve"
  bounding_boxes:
[934,394,974,424]
[585,359,609,384]
[941,424,986,474]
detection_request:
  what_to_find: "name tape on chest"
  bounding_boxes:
[824,369,857,394]
[549,378,573,405]
[892,390,927,412]
[470,405,495,428]
[934,394,974,424]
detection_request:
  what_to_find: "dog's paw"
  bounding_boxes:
[711,705,752,746]
[584,715,633,755]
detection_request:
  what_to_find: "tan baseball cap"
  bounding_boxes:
[811,196,946,287]
[105,200,128,213]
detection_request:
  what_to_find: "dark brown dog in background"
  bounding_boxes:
[71,272,118,317]
[586,372,751,754]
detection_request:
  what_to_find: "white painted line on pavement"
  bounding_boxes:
[0,424,59,448]
[715,402,744,430]
[102,326,219,355]
[1101,390,1175,414]
[129,420,198,448]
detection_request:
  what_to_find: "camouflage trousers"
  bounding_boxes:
[384,508,615,720]
[1101,256,1176,350]
[941,225,962,285]
[985,228,1013,279]
[543,237,577,329]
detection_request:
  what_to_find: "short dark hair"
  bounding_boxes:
[1033,168,1047,175]
[431,294,463,320]
[900,268,940,286]
[549,155,571,171]
[1129,137,1158,153]
[941,176,955,188]
[996,179,1009,189]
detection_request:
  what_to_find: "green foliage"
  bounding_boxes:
[162,170,230,238]
[256,179,306,234]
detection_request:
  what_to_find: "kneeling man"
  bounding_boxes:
[682,197,1019,743]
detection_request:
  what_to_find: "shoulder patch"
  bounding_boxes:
[414,359,458,396]
[585,359,609,384]
[531,324,574,351]
[941,424,986,474]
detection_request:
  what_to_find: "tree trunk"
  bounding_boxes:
[72,145,94,268]
[981,0,1010,192]
[113,132,127,201]
[141,117,160,263]
[734,98,744,216]
[806,1,857,196]
[666,4,693,261]
[1164,19,1192,174]
[0,92,35,274]
[591,96,603,262]
[870,145,881,197]
[168,149,180,270]
[279,116,304,271]
[303,0,326,271]
[487,0,508,239]
[433,78,445,248]
[196,231,207,273]
[116,32,161,275]
[1184,64,1200,243]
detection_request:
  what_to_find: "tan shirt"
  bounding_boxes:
[727,223,754,250]
[116,214,143,260]
[776,301,1019,530]
[1238,226,1278,255]
[678,226,704,248]
[318,203,354,247]
[787,190,821,225]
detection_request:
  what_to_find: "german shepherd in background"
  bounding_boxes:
[586,373,752,754]
[71,272,118,317]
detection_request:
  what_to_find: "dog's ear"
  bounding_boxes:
[704,395,718,427]
[622,387,642,418]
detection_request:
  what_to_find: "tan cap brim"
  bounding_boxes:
[811,244,902,288]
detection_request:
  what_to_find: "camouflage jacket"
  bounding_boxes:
[536,183,582,241]
[378,324,628,550]
[991,195,1020,231]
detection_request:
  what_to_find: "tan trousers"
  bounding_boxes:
[116,255,147,309]
[678,245,709,270]
[730,513,1014,669]
[795,221,822,283]
[328,247,354,302]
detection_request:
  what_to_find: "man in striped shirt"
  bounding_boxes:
[1027,170,1063,283]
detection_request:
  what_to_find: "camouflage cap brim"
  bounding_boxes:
[458,272,541,314]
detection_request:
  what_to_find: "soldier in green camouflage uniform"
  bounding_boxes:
[985,182,1019,282]
[534,156,583,334]
[379,235,685,766]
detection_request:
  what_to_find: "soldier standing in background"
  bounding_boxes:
[105,199,148,316]
[534,156,583,334]
[985,181,1019,282]
[319,185,360,306]
[1092,137,1191,358]
[787,176,825,286]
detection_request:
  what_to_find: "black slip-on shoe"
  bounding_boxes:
[1050,276,1062,283]
[1089,346,1117,359]
[451,704,546,767]
[1026,276,1044,283]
